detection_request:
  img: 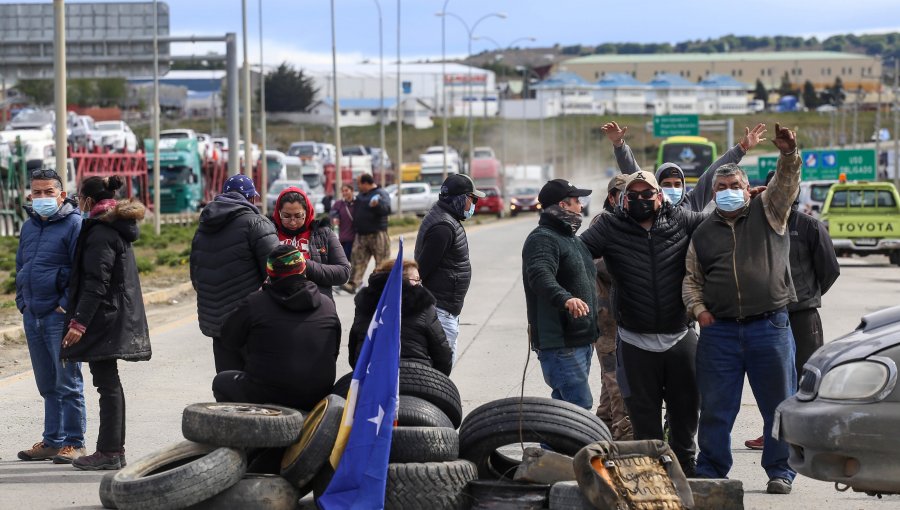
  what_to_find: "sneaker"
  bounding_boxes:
[52,445,87,464]
[745,435,765,450]
[679,456,697,478]
[17,442,60,461]
[72,451,126,471]
[767,477,792,494]
[340,283,356,294]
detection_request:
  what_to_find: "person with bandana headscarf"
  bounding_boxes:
[522,179,597,410]
[415,174,484,365]
[271,186,350,300]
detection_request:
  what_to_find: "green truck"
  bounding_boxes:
[820,181,900,266]
[144,137,204,213]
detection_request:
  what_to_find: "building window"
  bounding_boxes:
[371,110,378,116]
[828,68,832,76]
[686,70,691,78]
[731,70,736,77]
[340,110,347,116]
[767,68,772,76]
[738,69,743,77]
[848,67,852,75]
[595,71,600,79]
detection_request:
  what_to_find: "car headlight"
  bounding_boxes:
[818,360,893,400]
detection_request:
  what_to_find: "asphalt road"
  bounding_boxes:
[1,213,899,509]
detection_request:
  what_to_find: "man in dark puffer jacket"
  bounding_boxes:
[190,175,279,373]
[349,259,452,375]
[579,170,706,476]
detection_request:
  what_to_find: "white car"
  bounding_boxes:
[96,121,138,153]
[67,115,102,152]
[420,145,460,168]
[267,179,325,215]
[195,133,220,162]
[238,142,262,168]
[385,182,435,216]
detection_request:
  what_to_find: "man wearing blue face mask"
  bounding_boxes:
[415,173,485,364]
[683,123,801,495]
[15,169,86,465]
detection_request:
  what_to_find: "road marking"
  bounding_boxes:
[0,313,199,389]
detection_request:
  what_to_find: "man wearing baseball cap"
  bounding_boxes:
[580,170,708,476]
[415,173,485,364]
[522,179,597,409]
[190,175,279,373]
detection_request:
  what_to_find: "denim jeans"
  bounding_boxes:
[435,308,460,366]
[23,309,86,448]
[695,310,797,481]
[537,344,594,410]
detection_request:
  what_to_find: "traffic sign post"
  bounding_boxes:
[757,149,876,181]
[653,115,699,137]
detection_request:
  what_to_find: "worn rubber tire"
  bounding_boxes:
[99,471,117,509]
[331,372,353,398]
[399,361,462,428]
[459,397,611,480]
[111,440,246,510]
[464,480,550,509]
[182,403,305,448]
[246,448,287,475]
[188,474,299,510]
[389,426,459,463]
[385,460,478,510]
[281,395,345,492]
[397,395,454,428]
[548,481,593,510]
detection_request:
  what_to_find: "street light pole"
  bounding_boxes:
[241,0,253,179]
[374,0,386,187]
[440,0,450,181]
[152,0,161,235]
[258,0,268,213]
[52,0,67,190]
[329,0,343,195]
[396,0,403,215]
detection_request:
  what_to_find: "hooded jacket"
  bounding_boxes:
[16,199,82,316]
[348,271,452,375]
[272,186,350,299]
[220,275,341,411]
[190,191,279,338]
[60,200,150,362]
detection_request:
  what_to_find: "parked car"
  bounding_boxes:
[776,304,900,497]
[238,141,262,168]
[211,137,230,162]
[195,133,220,162]
[476,186,504,218]
[287,141,320,161]
[266,179,325,215]
[472,146,496,159]
[420,145,460,169]
[96,121,138,153]
[819,181,900,265]
[509,184,542,216]
[68,115,102,151]
[385,182,434,216]
[798,180,838,217]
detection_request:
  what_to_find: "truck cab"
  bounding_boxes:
[820,181,900,265]
[145,137,203,213]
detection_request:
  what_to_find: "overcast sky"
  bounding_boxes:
[13,0,900,66]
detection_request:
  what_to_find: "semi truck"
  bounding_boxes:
[145,137,204,213]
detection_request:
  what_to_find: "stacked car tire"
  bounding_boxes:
[332,360,478,510]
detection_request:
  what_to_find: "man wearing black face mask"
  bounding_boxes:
[580,170,707,476]
[523,179,598,410]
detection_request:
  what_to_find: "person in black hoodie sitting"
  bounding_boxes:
[212,245,341,411]
[348,259,452,376]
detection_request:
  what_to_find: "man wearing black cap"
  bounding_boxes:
[522,179,598,409]
[415,173,485,364]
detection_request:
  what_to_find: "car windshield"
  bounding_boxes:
[342,146,366,156]
[266,158,282,173]
[514,187,539,196]
[269,181,309,195]
[421,173,445,187]
[161,132,188,139]
[479,188,499,197]
[161,166,194,185]
[303,174,321,189]
[830,189,897,208]
[97,123,121,131]
[474,150,492,158]
[810,184,832,202]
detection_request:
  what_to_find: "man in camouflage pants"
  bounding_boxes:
[343,173,391,293]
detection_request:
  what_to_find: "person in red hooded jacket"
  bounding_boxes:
[271,186,350,300]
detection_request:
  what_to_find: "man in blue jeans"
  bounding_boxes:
[522,179,597,409]
[15,169,86,464]
[683,123,801,494]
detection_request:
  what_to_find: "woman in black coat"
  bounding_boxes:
[61,176,150,471]
[349,259,452,375]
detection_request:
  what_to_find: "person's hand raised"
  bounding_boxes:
[601,122,628,147]
[772,123,797,155]
[740,123,767,151]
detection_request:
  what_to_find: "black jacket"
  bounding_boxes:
[352,187,391,234]
[348,271,452,375]
[190,192,279,338]
[580,203,706,334]
[522,213,599,350]
[414,200,471,316]
[220,276,341,411]
[788,210,840,311]
[61,200,150,363]
[272,217,351,300]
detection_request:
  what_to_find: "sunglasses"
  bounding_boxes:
[626,189,658,200]
[466,194,479,204]
[31,169,62,182]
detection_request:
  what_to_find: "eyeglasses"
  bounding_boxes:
[626,189,658,200]
[408,277,422,284]
[279,212,306,221]
[466,194,479,204]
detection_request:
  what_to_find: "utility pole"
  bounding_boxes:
[258,0,268,212]
[852,86,861,147]
[875,69,883,178]
[241,0,253,179]
[396,0,403,215]
[52,0,67,189]
[893,59,899,187]
[329,0,343,194]
[374,0,386,187]
[440,0,450,181]
[152,0,161,234]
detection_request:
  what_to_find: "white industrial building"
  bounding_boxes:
[305,97,434,129]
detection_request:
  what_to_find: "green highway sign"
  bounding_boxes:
[653,115,699,137]
[755,156,780,182]
[757,149,876,182]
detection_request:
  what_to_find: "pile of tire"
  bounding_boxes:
[98,396,347,510]
[331,360,477,510]
[457,397,613,509]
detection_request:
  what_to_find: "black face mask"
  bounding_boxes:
[626,198,655,222]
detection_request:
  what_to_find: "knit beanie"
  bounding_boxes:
[266,245,307,279]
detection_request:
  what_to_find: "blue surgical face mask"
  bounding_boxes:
[715,189,748,212]
[464,202,476,219]
[32,197,60,217]
[662,187,683,204]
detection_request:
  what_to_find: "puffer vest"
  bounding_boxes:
[414,201,471,316]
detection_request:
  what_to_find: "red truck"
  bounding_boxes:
[471,156,505,217]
